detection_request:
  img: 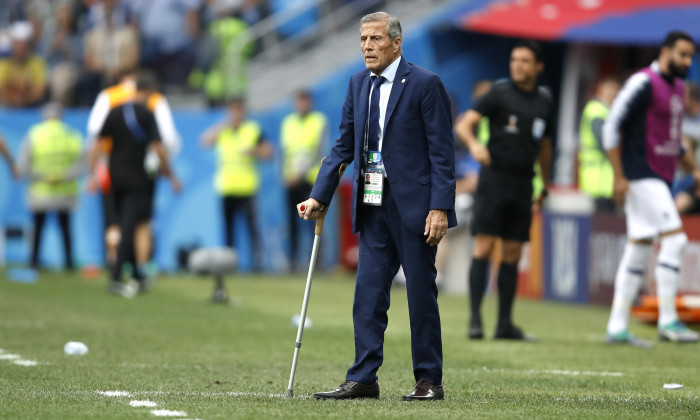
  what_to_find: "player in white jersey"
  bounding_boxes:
[603,31,700,346]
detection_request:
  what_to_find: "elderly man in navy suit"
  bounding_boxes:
[297,12,456,401]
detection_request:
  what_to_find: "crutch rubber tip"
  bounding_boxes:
[286,389,294,398]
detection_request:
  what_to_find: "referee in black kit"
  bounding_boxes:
[455,40,553,340]
[89,71,181,297]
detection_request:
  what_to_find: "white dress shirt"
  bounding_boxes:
[369,55,402,152]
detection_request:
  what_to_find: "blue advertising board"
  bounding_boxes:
[543,211,591,303]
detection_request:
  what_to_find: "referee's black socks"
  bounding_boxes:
[469,258,489,320]
[497,262,518,327]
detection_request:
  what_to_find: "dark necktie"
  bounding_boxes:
[368,75,385,152]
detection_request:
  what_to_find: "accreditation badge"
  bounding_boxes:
[362,170,384,206]
[362,150,384,206]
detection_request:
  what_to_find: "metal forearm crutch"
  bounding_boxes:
[286,162,347,398]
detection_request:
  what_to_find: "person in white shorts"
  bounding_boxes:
[603,31,700,346]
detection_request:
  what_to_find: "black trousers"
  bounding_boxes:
[111,188,153,282]
[222,195,261,268]
[286,181,313,270]
[31,211,73,269]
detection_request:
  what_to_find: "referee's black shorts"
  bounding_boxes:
[471,167,533,242]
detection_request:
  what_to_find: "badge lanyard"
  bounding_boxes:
[362,79,384,206]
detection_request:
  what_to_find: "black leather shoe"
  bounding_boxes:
[313,380,379,400]
[494,324,538,341]
[402,379,444,401]
[468,317,483,339]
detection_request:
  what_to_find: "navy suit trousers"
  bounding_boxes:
[345,180,443,385]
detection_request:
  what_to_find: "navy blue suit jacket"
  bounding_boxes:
[311,57,456,235]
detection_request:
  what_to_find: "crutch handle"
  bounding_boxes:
[315,214,325,236]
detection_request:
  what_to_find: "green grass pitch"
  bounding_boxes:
[1,270,699,419]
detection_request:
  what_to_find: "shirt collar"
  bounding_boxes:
[371,55,402,83]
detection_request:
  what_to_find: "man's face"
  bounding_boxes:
[296,96,311,115]
[360,20,401,74]
[229,102,245,124]
[665,39,695,79]
[598,80,620,105]
[11,40,29,61]
[509,47,542,85]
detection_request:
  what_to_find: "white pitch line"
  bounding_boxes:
[96,392,197,419]
[97,390,133,397]
[225,391,287,398]
[0,348,43,367]
[132,390,297,398]
[13,359,38,366]
[530,369,623,377]
[151,409,188,417]
[470,366,623,377]
[129,400,157,407]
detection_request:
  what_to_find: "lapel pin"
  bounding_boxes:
[401,78,406,83]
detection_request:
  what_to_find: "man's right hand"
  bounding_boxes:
[297,198,326,220]
[470,143,491,166]
[613,176,629,207]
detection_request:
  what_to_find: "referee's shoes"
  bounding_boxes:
[494,324,538,342]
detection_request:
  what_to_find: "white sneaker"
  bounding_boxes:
[108,280,138,299]
[658,320,700,342]
[122,280,139,298]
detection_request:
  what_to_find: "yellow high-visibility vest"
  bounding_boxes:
[578,99,613,198]
[215,121,261,196]
[281,111,326,184]
[30,120,82,198]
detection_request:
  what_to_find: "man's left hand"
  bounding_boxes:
[424,209,448,246]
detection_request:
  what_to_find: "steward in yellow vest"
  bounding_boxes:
[577,78,620,211]
[188,16,253,106]
[18,103,83,269]
[280,91,328,271]
[201,98,272,269]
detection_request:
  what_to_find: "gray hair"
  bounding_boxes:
[360,12,403,52]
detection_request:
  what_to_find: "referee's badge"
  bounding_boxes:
[505,114,519,134]
[532,117,546,140]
